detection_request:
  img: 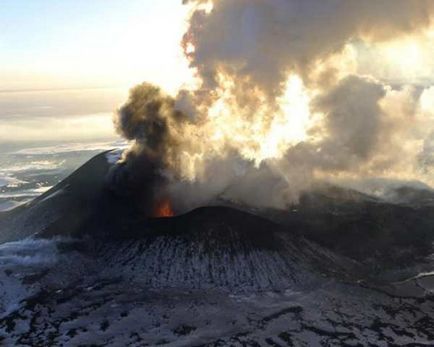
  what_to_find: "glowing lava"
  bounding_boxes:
[153,199,175,218]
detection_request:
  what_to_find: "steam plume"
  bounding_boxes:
[114,0,434,210]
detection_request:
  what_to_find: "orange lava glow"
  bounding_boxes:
[153,199,175,218]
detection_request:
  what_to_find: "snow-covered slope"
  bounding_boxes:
[1,235,434,346]
[1,150,434,346]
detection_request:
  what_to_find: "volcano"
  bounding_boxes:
[0,150,434,346]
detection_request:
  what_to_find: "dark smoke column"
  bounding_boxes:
[110,83,189,217]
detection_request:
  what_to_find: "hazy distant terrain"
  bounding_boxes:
[0,88,126,142]
[0,140,126,212]
[0,87,128,212]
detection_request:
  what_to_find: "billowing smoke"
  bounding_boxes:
[114,0,434,212]
[114,83,189,169]
[110,83,190,215]
[184,0,433,95]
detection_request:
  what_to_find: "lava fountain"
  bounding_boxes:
[153,198,175,218]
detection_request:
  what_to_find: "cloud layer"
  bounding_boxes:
[114,0,434,209]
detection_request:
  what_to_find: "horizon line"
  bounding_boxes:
[0,86,127,94]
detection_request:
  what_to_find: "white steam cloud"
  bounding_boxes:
[115,0,434,210]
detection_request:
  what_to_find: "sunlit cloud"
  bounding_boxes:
[356,29,434,85]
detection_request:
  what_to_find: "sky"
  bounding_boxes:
[0,0,433,197]
[1,0,434,147]
[0,0,192,143]
[0,0,191,92]
[3,1,434,93]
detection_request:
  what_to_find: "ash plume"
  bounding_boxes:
[114,83,189,169]
[113,0,434,211]
[111,83,190,215]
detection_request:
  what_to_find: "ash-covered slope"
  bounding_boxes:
[93,206,361,291]
[0,150,113,244]
[222,183,434,268]
[2,149,433,270]
[0,150,360,289]
[1,150,434,346]
[0,150,358,288]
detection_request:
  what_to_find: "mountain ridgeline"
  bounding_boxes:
[1,150,434,345]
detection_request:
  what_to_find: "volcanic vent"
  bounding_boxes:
[153,198,175,218]
[2,1,434,345]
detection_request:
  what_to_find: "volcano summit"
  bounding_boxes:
[0,149,434,346]
[2,0,434,345]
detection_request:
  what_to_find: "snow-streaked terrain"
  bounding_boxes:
[0,149,434,346]
[0,141,126,212]
[0,234,434,346]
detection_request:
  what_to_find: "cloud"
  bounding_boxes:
[113,0,434,209]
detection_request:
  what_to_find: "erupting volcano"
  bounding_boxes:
[1,0,434,345]
[153,198,175,218]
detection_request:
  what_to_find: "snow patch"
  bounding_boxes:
[105,149,124,164]
[0,175,27,188]
[14,140,128,156]
[1,160,64,173]
[0,186,52,199]
[0,200,26,212]
[0,238,61,267]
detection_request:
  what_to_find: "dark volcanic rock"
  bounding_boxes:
[1,150,434,346]
[0,151,112,244]
[222,184,434,268]
[2,150,433,271]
